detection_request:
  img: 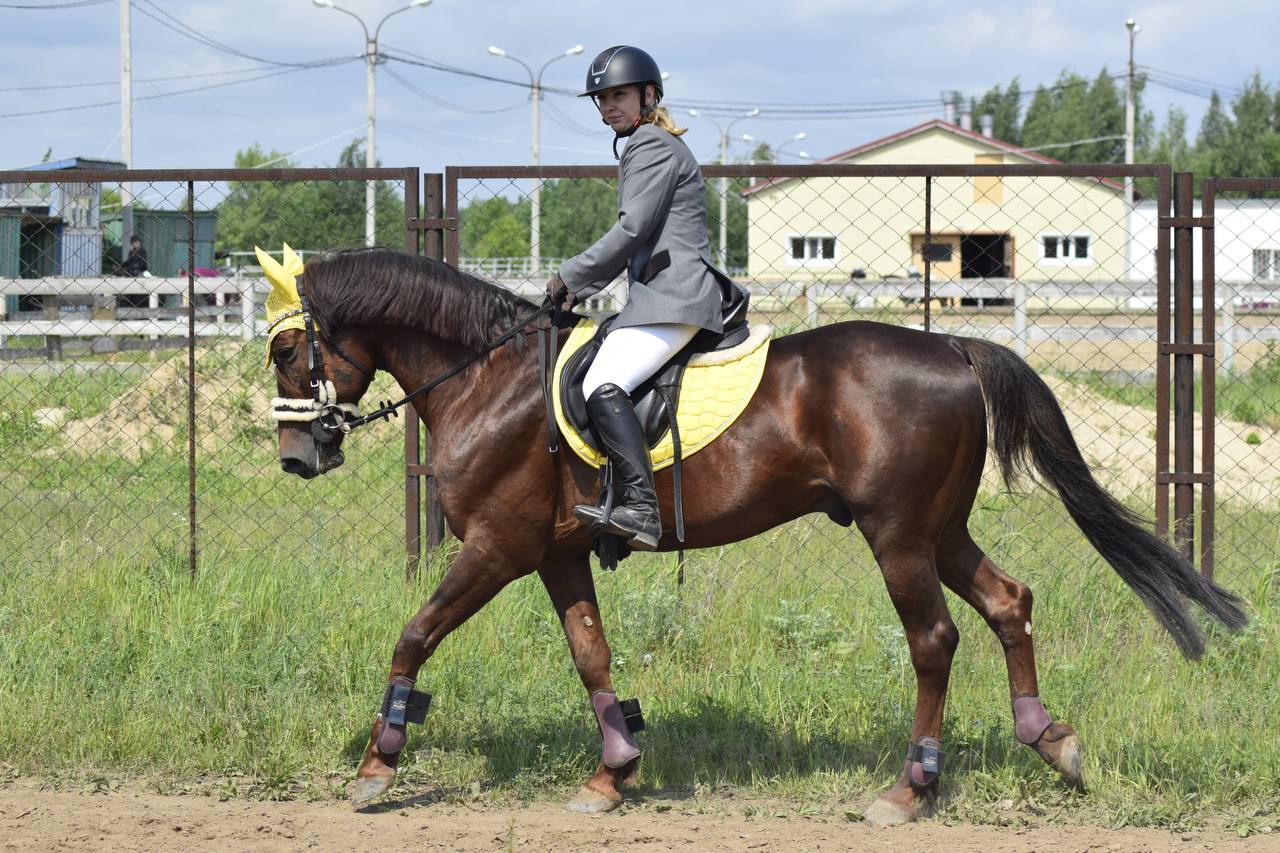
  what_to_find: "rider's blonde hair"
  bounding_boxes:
[642,84,686,136]
[644,105,687,136]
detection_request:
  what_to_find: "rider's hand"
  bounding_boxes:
[545,274,575,310]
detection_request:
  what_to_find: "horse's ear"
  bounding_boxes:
[281,243,304,278]
[255,245,288,284]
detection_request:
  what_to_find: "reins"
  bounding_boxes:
[301,297,556,442]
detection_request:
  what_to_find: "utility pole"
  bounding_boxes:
[1125,17,1140,208]
[314,0,432,246]
[688,107,758,269]
[488,44,584,276]
[119,0,132,239]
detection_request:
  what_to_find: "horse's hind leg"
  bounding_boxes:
[861,539,960,826]
[935,529,1084,787]
[538,557,639,814]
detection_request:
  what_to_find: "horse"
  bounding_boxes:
[266,246,1245,825]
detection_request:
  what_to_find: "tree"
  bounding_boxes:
[1216,73,1280,179]
[539,177,617,260]
[216,140,406,256]
[458,195,529,258]
[1143,105,1192,172]
[971,79,1022,143]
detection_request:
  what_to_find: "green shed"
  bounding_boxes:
[104,209,217,276]
[1,211,20,316]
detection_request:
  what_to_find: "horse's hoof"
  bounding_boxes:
[565,785,622,814]
[349,773,395,809]
[862,795,919,827]
[1050,734,1085,788]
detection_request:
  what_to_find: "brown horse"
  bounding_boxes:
[269,248,1244,824]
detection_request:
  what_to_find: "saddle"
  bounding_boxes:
[559,318,749,457]
[551,286,770,572]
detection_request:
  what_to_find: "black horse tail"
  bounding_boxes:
[954,337,1247,659]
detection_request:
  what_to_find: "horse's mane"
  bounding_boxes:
[300,246,536,350]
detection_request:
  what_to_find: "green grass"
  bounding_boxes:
[1076,347,1280,431]
[1,348,1278,831]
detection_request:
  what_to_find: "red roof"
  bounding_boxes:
[741,119,1124,195]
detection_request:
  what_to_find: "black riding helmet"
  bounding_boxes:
[581,45,664,158]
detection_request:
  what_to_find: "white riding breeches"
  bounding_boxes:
[581,322,701,399]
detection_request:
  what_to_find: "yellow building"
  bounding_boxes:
[743,120,1127,288]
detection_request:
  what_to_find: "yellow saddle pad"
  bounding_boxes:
[552,319,772,471]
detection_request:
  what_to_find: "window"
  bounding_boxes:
[1040,233,1091,264]
[788,235,836,263]
[1254,249,1280,281]
[922,242,953,262]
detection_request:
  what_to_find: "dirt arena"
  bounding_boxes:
[0,784,1270,852]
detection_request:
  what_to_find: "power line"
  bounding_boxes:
[0,61,354,120]
[1140,66,1242,97]
[382,64,528,115]
[0,0,109,8]
[130,0,354,70]
[0,65,304,93]
[381,49,534,90]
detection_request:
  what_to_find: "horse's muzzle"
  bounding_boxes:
[279,426,345,479]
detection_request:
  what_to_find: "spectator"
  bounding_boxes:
[121,235,148,277]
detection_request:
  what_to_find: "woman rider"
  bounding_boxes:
[546,45,748,552]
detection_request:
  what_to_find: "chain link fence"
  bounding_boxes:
[2,164,1273,601]
[0,168,417,581]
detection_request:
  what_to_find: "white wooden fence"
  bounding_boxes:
[3,273,1278,371]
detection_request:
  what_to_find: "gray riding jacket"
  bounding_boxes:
[557,123,734,333]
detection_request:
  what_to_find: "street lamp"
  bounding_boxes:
[489,43,584,275]
[777,131,807,161]
[313,0,433,246]
[740,131,806,163]
[687,107,759,268]
[1124,17,1140,208]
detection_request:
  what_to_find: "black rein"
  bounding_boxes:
[299,296,555,443]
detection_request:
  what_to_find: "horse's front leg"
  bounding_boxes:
[539,557,641,814]
[350,543,526,807]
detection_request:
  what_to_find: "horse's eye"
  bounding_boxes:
[274,346,296,367]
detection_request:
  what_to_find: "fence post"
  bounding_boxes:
[923,176,932,332]
[186,179,198,581]
[1219,288,1234,374]
[1171,171,1195,560]
[1154,167,1171,539]
[238,266,254,343]
[1199,178,1216,578]
[404,168,424,579]
[1013,281,1027,359]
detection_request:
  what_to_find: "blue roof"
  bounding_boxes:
[16,157,127,172]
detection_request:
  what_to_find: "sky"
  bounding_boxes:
[1,0,1277,174]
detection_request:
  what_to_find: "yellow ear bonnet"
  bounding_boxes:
[257,243,307,368]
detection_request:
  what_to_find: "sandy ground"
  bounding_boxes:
[0,785,1271,853]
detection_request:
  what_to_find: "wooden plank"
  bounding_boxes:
[0,276,265,296]
[0,319,247,336]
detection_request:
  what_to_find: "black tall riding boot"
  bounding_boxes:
[572,383,662,551]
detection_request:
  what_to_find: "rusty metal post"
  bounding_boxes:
[1172,172,1195,558]
[1200,180,1217,578]
[403,168,422,579]
[1154,167,1171,538]
[187,180,198,581]
[923,176,932,332]
[423,172,447,551]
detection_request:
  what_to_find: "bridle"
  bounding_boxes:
[271,295,557,447]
